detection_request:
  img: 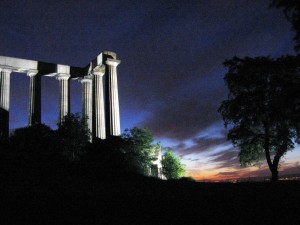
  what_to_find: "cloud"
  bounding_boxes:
[217,171,240,177]
[185,158,200,162]
[125,0,295,141]
[161,131,231,158]
[142,98,224,141]
[209,148,240,169]
[280,166,300,175]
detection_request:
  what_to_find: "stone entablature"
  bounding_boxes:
[0,52,121,141]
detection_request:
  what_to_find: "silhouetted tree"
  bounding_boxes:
[7,123,59,168]
[161,149,185,179]
[10,124,54,151]
[271,0,300,51]
[0,130,9,151]
[82,136,128,177]
[121,127,160,175]
[219,56,300,181]
[56,113,91,162]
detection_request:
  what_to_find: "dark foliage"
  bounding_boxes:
[121,127,160,175]
[7,124,59,164]
[1,117,162,179]
[219,56,300,181]
[81,136,130,177]
[56,113,91,162]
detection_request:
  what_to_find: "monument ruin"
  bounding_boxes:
[0,51,120,142]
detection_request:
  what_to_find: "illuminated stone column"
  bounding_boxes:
[57,74,70,124]
[80,76,93,139]
[93,66,106,139]
[27,70,41,126]
[105,58,121,136]
[0,68,12,138]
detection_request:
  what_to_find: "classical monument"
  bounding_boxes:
[0,51,120,141]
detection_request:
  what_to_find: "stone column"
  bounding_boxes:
[0,68,12,138]
[93,66,106,139]
[105,58,121,136]
[80,76,93,139]
[57,74,70,124]
[27,70,41,126]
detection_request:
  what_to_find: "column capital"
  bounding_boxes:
[0,68,13,73]
[80,75,93,83]
[56,73,70,80]
[92,65,105,76]
[27,69,39,77]
[105,58,121,67]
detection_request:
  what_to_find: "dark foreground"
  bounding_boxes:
[0,167,299,225]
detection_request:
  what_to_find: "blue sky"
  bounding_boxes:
[1,0,299,180]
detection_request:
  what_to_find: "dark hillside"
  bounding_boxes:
[0,166,299,225]
[1,124,299,224]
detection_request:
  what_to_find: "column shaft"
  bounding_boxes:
[57,74,70,124]
[81,76,93,139]
[0,69,11,138]
[94,72,106,139]
[105,59,121,136]
[28,71,41,126]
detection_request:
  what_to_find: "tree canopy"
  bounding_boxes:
[219,56,300,181]
[121,127,160,175]
[9,123,54,153]
[8,123,58,165]
[3,116,172,180]
[161,150,185,179]
[56,113,91,162]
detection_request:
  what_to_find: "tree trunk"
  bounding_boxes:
[271,154,281,182]
[263,122,281,182]
[271,168,278,181]
[271,138,288,182]
[264,122,275,180]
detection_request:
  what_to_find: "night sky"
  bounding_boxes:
[0,0,298,180]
